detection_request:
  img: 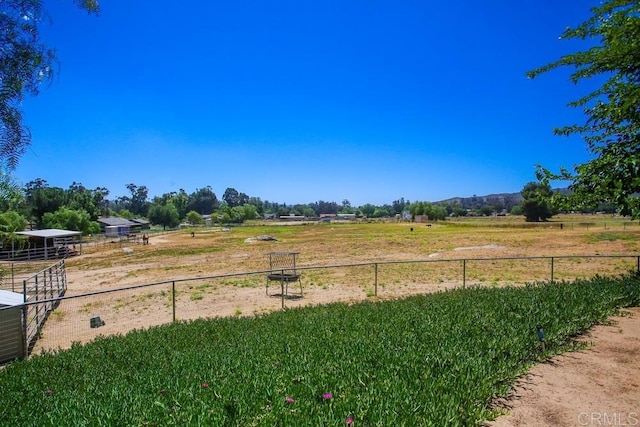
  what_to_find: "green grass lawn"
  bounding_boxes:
[1,273,638,426]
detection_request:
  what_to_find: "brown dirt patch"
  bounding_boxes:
[488,307,640,426]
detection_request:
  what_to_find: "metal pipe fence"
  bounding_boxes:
[1,254,638,361]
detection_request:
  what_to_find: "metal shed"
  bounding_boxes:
[0,289,25,363]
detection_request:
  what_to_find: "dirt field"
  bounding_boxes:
[489,307,640,426]
[40,219,640,424]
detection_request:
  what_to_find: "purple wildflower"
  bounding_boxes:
[285,397,294,404]
[346,416,354,426]
[323,392,333,400]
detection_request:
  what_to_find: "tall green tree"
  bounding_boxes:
[185,210,203,226]
[528,0,640,217]
[25,179,66,227]
[66,182,108,221]
[222,187,249,208]
[119,183,150,217]
[148,204,179,230]
[1,1,100,170]
[520,182,554,222]
[42,207,100,235]
[187,186,219,215]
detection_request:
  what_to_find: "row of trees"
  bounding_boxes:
[0,174,579,237]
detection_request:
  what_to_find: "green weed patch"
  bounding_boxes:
[0,275,638,426]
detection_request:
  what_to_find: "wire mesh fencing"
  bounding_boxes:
[1,254,638,361]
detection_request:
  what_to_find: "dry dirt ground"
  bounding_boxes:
[488,307,640,427]
[37,222,640,425]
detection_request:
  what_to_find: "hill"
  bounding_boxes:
[436,188,570,212]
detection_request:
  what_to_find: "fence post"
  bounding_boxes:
[45,267,51,312]
[34,276,39,327]
[550,257,555,283]
[374,263,378,297]
[280,276,284,309]
[462,259,466,289]
[22,279,27,358]
[172,281,176,322]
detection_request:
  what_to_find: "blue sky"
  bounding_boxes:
[15,1,601,206]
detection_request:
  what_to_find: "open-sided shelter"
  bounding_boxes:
[15,229,83,260]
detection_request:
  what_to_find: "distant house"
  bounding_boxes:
[319,214,336,223]
[264,213,277,220]
[336,213,356,221]
[97,217,137,237]
[414,215,430,223]
[279,214,306,222]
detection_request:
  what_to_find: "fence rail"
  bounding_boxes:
[1,254,638,362]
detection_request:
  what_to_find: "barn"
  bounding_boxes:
[97,217,148,237]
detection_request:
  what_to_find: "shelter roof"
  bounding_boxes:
[0,289,24,306]
[17,229,82,239]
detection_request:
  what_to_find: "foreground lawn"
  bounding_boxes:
[1,274,638,426]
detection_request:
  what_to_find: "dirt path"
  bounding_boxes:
[489,307,640,426]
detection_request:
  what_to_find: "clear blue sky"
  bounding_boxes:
[15,0,601,206]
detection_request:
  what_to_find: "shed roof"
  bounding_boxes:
[17,229,82,239]
[0,289,24,306]
[97,217,136,227]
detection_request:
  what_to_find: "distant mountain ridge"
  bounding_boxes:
[435,188,569,211]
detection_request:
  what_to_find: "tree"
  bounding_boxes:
[310,200,339,215]
[480,206,494,217]
[42,207,100,235]
[528,0,640,217]
[340,199,353,214]
[359,203,376,217]
[186,210,203,226]
[520,182,554,222]
[187,186,219,214]
[1,1,100,170]
[148,204,180,230]
[0,166,24,211]
[392,198,409,215]
[0,210,28,249]
[122,183,150,217]
[66,182,106,221]
[242,204,258,221]
[25,179,66,227]
[222,188,248,208]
